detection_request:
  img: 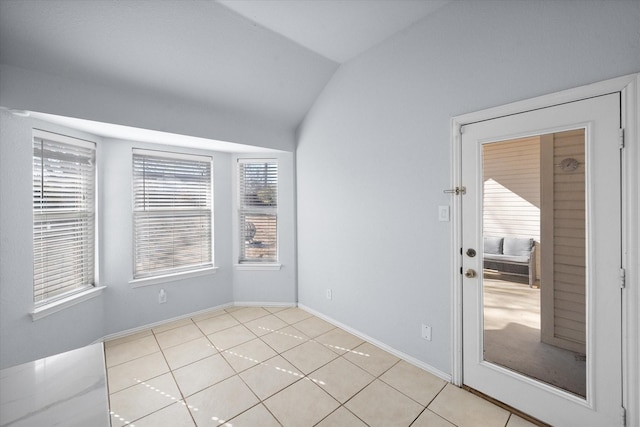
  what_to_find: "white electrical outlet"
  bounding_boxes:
[326,289,332,300]
[159,289,167,304]
[421,324,432,341]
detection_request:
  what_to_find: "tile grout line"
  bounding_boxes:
[234,309,343,426]
[113,326,200,426]
[108,315,388,426]
[226,308,332,426]
[109,329,187,427]
[107,306,525,427]
[414,382,455,427]
[152,326,200,427]
[181,308,321,425]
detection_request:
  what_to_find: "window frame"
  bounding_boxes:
[131,148,214,283]
[31,129,100,314]
[237,158,279,265]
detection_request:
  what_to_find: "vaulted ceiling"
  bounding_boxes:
[218,0,450,64]
[0,0,451,133]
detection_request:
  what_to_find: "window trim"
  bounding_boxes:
[129,266,219,288]
[131,148,214,280]
[237,158,279,264]
[234,263,282,271]
[30,286,105,321]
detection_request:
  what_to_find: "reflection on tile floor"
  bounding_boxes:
[105,306,537,426]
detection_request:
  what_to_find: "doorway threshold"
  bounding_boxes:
[462,385,550,427]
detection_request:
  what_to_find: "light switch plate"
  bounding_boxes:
[438,205,450,222]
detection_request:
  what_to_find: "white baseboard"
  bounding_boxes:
[99,302,233,343]
[97,301,296,343]
[97,300,452,384]
[233,301,297,308]
[298,303,452,383]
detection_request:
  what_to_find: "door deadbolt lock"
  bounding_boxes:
[466,248,476,257]
[465,269,477,278]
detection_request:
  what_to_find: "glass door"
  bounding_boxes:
[481,130,586,398]
[461,93,622,426]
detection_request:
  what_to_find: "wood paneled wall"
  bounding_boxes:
[541,129,586,354]
[482,131,586,354]
[483,136,540,280]
[482,137,540,241]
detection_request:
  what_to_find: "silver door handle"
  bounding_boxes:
[465,269,477,278]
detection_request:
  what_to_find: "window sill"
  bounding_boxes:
[234,263,282,271]
[129,266,219,288]
[31,286,106,321]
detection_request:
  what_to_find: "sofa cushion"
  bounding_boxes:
[484,237,503,255]
[484,254,529,264]
[503,237,533,256]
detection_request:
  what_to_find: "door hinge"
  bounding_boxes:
[621,406,626,426]
[620,268,626,289]
[619,128,625,149]
[444,186,466,195]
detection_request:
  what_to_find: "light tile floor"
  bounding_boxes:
[105,306,538,427]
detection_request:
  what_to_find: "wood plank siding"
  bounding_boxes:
[482,136,540,280]
[483,130,586,355]
[541,129,586,354]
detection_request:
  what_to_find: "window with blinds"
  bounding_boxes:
[238,160,278,263]
[133,149,213,279]
[33,131,96,305]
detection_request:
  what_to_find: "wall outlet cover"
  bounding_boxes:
[421,324,432,341]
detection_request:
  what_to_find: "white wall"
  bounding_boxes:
[0,112,237,368]
[0,111,107,368]
[296,0,640,375]
[0,65,299,368]
[0,109,297,368]
[99,138,235,337]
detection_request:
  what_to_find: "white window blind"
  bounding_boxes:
[238,160,278,263]
[33,131,96,305]
[133,149,213,278]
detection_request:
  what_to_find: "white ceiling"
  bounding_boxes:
[0,0,451,150]
[0,0,336,128]
[218,0,451,63]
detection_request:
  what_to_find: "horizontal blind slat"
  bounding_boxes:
[133,150,213,278]
[33,135,96,305]
[238,161,278,263]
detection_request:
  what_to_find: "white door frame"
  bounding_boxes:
[450,73,640,425]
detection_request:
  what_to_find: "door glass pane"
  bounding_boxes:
[482,129,586,398]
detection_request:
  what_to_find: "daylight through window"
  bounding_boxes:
[33,130,96,305]
[238,160,278,263]
[133,149,213,278]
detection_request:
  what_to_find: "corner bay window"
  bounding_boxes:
[132,149,213,279]
[33,130,96,305]
[238,159,278,263]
